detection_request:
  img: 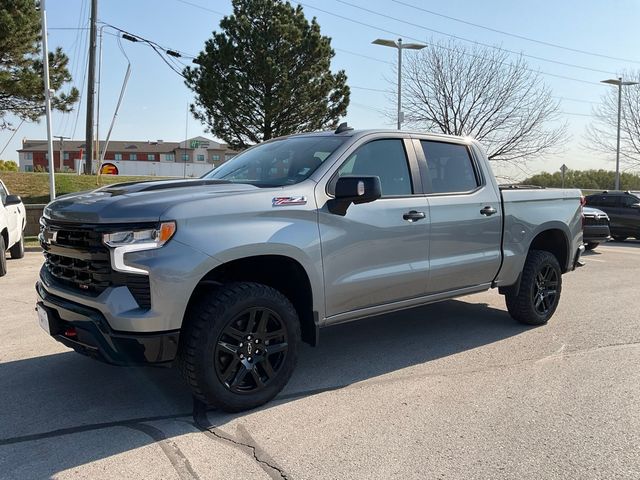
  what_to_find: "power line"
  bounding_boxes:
[173,0,225,15]
[336,0,617,76]
[554,96,599,105]
[335,47,394,65]
[558,111,593,117]
[392,0,640,65]
[351,85,389,93]
[297,1,603,86]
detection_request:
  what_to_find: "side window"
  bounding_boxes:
[599,196,618,208]
[0,184,7,205]
[585,195,602,207]
[620,196,638,208]
[337,139,412,196]
[420,141,479,194]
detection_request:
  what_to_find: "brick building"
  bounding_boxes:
[17,136,238,177]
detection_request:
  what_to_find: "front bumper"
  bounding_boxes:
[583,224,611,243]
[36,281,179,366]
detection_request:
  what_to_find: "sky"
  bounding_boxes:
[2,0,640,180]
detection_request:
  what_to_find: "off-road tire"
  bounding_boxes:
[505,250,562,325]
[179,282,300,412]
[584,242,599,251]
[9,232,24,259]
[0,236,6,277]
[612,236,628,242]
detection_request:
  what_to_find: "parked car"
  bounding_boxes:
[0,179,26,276]
[582,206,610,250]
[35,127,584,412]
[584,191,640,242]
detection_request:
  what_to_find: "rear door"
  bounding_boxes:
[317,136,430,318]
[416,140,502,294]
[618,195,640,236]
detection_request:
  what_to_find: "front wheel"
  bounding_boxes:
[612,235,628,242]
[9,232,24,259]
[505,250,562,325]
[584,242,599,251]
[179,282,300,412]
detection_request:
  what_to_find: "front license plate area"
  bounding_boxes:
[37,305,52,335]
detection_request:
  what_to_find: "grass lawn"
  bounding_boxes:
[0,172,171,204]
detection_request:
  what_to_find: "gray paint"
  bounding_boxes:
[38,130,583,334]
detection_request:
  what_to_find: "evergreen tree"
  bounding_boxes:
[184,0,350,149]
[0,0,79,130]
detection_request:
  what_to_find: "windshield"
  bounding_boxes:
[203,136,347,187]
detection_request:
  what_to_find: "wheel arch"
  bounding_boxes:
[528,227,570,273]
[185,254,319,346]
[1,227,8,249]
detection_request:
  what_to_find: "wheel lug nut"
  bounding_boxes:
[247,335,252,340]
[240,354,244,359]
[248,357,252,362]
[239,342,243,347]
[255,339,259,344]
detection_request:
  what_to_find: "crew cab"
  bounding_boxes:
[0,179,26,276]
[36,128,584,411]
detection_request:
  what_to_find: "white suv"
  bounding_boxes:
[0,180,26,276]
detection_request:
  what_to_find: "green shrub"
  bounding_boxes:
[0,160,19,171]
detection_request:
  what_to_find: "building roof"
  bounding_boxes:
[19,136,232,153]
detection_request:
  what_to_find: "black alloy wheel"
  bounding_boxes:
[532,264,559,316]
[214,307,289,394]
[504,250,562,325]
[179,282,300,412]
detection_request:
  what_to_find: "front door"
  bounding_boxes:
[317,138,430,318]
[0,182,19,245]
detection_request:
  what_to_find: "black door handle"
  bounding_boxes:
[403,210,426,222]
[480,206,497,216]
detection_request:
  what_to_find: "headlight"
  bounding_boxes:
[103,222,176,248]
[103,221,176,274]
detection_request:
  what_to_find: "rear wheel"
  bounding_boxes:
[612,235,628,242]
[9,232,24,259]
[179,282,300,412]
[505,250,562,325]
[584,242,599,251]
[0,236,6,277]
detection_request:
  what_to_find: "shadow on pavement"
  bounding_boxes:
[0,298,528,477]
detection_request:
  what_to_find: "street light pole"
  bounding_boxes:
[397,39,402,130]
[372,38,426,130]
[601,77,640,190]
[39,0,56,200]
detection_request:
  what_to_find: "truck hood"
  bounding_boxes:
[43,179,259,224]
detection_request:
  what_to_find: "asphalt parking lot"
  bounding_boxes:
[1,243,639,479]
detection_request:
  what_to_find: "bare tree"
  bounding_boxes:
[586,71,640,170]
[401,40,566,164]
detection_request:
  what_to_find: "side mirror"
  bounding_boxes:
[4,194,22,206]
[328,176,382,215]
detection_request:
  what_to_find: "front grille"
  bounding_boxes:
[583,216,608,226]
[40,219,151,309]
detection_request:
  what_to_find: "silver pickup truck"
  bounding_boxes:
[36,127,584,411]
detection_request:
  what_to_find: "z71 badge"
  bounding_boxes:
[272,196,307,206]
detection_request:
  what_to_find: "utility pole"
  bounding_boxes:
[54,135,70,172]
[601,77,640,190]
[39,0,56,200]
[84,0,98,174]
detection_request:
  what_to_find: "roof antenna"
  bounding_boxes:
[335,122,353,134]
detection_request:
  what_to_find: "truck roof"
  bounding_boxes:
[283,128,474,143]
